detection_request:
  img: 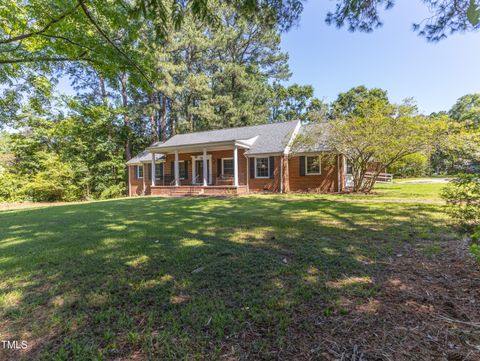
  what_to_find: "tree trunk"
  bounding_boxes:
[149,93,159,142]
[99,75,107,106]
[159,94,167,141]
[169,99,176,136]
[120,73,131,161]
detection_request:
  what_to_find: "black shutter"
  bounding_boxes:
[299,156,306,176]
[269,156,275,179]
[147,164,151,180]
[184,160,188,180]
[170,161,174,178]
[217,159,222,176]
[249,158,255,179]
[134,166,138,180]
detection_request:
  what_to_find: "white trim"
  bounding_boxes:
[148,140,251,153]
[151,153,156,186]
[255,157,270,179]
[174,150,180,186]
[203,148,208,186]
[191,155,212,184]
[136,165,144,179]
[233,146,239,187]
[344,157,354,188]
[305,155,321,175]
[221,157,234,176]
[283,120,302,156]
[128,159,165,166]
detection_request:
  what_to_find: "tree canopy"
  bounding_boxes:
[1,1,479,201]
[450,93,480,128]
[326,0,480,41]
[294,87,446,192]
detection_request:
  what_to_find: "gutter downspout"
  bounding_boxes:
[337,154,341,193]
[243,152,249,193]
[280,156,283,193]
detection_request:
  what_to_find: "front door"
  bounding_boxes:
[195,159,210,184]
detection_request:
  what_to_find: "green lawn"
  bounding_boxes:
[0,183,456,360]
[251,181,448,201]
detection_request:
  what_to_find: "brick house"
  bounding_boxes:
[127,120,349,196]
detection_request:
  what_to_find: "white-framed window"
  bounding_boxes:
[222,158,234,176]
[136,165,144,179]
[345,159,353,175]
[305,155,321,175]
[155,162,164,179]
[255,157,270,178]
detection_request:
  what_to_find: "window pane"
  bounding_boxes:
[256,158,269,177]
[306,156,320,174]
[137,166,144,178]
[223,159,233,175]
[346,160,353,174]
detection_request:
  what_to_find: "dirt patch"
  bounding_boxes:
[296,239,480,360]
[222,239,480,360]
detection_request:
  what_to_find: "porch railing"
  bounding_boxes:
[154,175,175,186]
[364,172,393,183]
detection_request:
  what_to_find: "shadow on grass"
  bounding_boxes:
[0,197,453,360]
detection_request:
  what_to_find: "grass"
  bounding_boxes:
[251,181,448,201]
[0,182,456,360]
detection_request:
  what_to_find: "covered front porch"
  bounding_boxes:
[146,139,251,195]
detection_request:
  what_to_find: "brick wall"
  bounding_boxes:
[128,151,343,195]
[287,153,340,193]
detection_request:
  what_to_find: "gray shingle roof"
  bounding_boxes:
[126,150,165,165]
[149,120,300,155]
[126,120,334,166]
[293,122,332,153]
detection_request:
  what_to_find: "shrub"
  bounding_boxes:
[99,183,126,200]
[0,171,26,202]
[389,153,428,177]
[22,153,81,202]
[441,173,480,229]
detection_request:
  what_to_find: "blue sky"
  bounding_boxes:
[280,1,480,114]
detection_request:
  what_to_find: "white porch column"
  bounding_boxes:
[151,153,156,186]
[174,150,180,186]
[233,145,239,187]
[202,147,208,186]
[142,164,146,194]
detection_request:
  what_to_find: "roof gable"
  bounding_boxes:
[126,150,164,165]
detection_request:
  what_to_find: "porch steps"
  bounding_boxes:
[164,186,206,197]
[150,185,247,196]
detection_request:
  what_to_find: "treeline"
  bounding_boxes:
[0,2,323,201]
[1,81,479,202]
[0,1,479,202]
